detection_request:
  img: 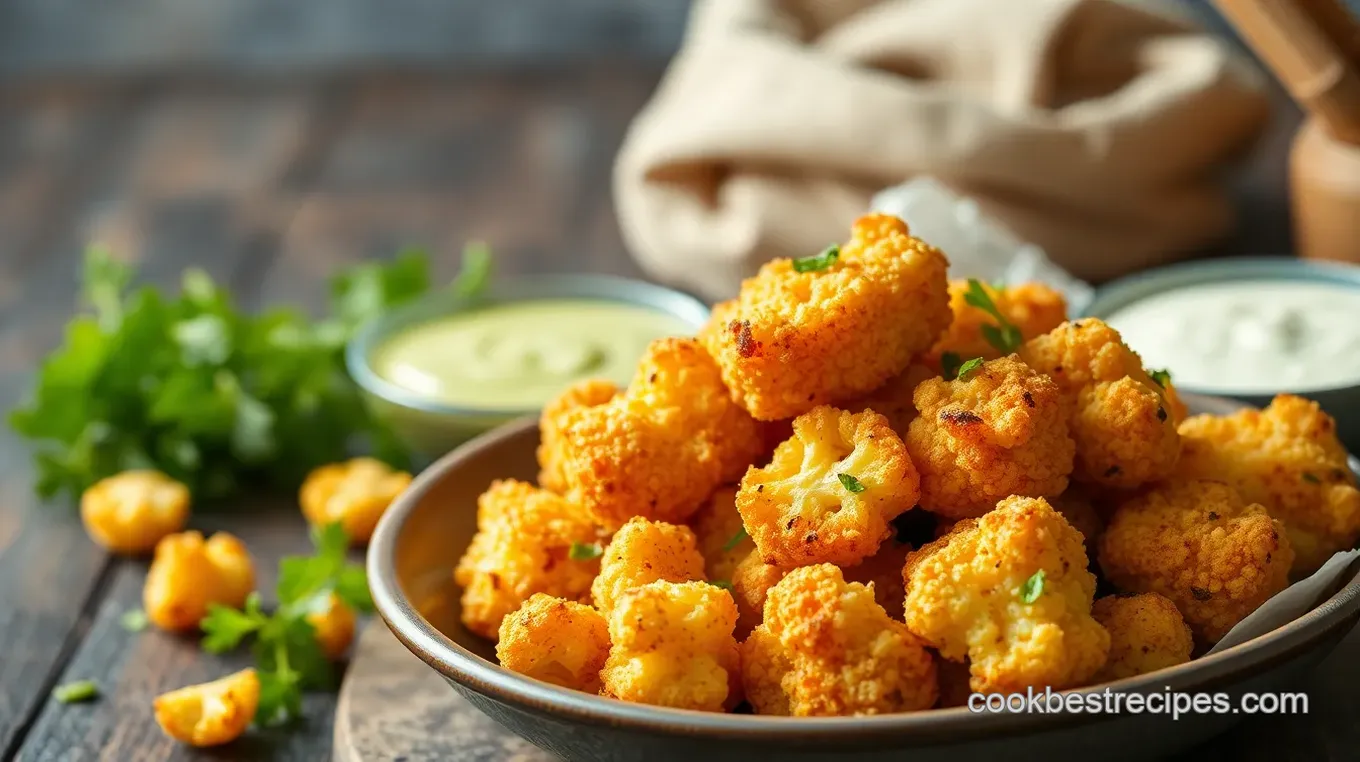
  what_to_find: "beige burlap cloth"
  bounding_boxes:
[614,0,1270,299]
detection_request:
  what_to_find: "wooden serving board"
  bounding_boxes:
[334,622,554,762]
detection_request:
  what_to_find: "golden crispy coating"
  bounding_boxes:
[497,594,611,694]
[929,280,1067,363]
[1019,319,1180,488]
[601,581,741,711]
[154,668,258,747]
[1162,379,1190,425]
[731,550,788,639]
[144,531,254,632]
[689,486,754,584]
[844,538,912,620]
[906,356,1074,519]
[700,214,951,421]
[755,564,938,716]
[740,624,793,715]
[550,338,764,529]
[454,480,603,640]
[591,517,706,615]
[81,469,190,555]
[1098,480,1293,643]
[537,379,620,494]
[307,593,357,661]
[1091,593,1193,682]
[299,457,413,545]
[844,362,939,435]
[1176,395,1360,575]
[903,496,1109,693]
[738,406,920,568]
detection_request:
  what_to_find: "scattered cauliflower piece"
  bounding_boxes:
[750,564,937,716]
[299,457,412,545]
[454,480,603,640]
[1176,394,1360,575]
[1098,480,1293,643]
[906,356,1074,519]
[601,581,741,711]
[537,379,620,494]
[591,517,705,615]
[903,496,1109,693]
[144,531,255,632]
[307,592,357,660]
[844,362,938,435]
[154,668,259,747]
[700,213,951,421]
[738,406,920,568]
[688,486,754,584]
[547,338,765,528]
[80,469,190,555]
[497,594,611,694]
[1019,319,1179,488]
[1091,593,1194,682]
[928,280,1067,364]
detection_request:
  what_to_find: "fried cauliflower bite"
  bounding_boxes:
[902,496,1109,693]
[906,356,1075,519]
[1091,593,1193,682]
[153,668,258,747]
[1019,319,1180,489]
[689,486,754,584]
[731,550,789,638]
[1176,395,1360,575]
[752,564,938,716]
[1098,480,1293,643]
[844,361,938,435]
[928,280,1067,363]
[738,406,920,568]
[80,469,190,555]
[740,624,793,715]
[497,594,611,694]
[144,531,255,632]
[699,214,951,422]
[299,457,413,545]
[601,581,741,711]
[307,593,357,660]
[454,480,603,640]
[591,517,706,615]
[537,379,620,494]
[551,338,765,529]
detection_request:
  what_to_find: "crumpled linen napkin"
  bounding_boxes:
[614,0,1270,300]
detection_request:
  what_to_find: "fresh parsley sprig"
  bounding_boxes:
[791,245,841,273]
[963,278,1023,355]
[200,523,373,727]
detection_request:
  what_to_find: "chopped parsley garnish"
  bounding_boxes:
[940,351,964,380]
[837,473,867,493]
[956,357,984,381]
[721,527,749,553]
[1303,472,1322,485]
[569,542,604,561]
[1149,369,1172,389]
[963,278,1023,354]
[53,680,99,704]
[119,609,148,632]
[791,245,841,273]
[1019,569,1046,604]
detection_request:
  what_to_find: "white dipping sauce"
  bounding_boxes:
[1105,280,1360,394]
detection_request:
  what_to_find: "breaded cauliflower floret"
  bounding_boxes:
[843,361,938,435]
[731,550,788,638]
[454,480,603,640]
[591,517,705,615]
[1098,480,1293,643]
[307,593,357,660]
[1176,394,1360,575]
[81,469,190,555]
[550,338,764,529]
[497,594,611,694]
[144,531,255,632]
[601,581,741,711]
[537,379,620,494]
[1091,593,1193,682]
[738,406,920,568]
[688,486,754,584]
[154,668,259,747]
[928,280,1067,364]
[753,564,937,716]
[1019,319,1180,488]
[700,214,951,421]
[906,356,1075,519]
[299,457,413,545]
[903,496,1109,693]
[740,624,793,715]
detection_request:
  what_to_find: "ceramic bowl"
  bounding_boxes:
[1081,257,1360,449]
[368,393,1360,762]
[346,274,710,459]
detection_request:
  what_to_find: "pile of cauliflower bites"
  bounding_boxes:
[454,214,1360,716]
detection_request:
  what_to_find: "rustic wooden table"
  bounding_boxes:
[0,65,1355,762]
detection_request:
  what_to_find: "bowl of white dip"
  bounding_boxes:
[1082,258,1360,448]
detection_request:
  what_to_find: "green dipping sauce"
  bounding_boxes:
[371,299,694,410]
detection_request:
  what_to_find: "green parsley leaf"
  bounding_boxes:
[119,609,148,632]
[452,241,494,299]
[569,542,604,561]
[1303,472,1322,484]
[837,473,867,493]
[964,278,1024,354]
[1019,569,1046,604]
[53,680,100,704]
[710,580,733,591]
[791,245,841,273]
[940,351,964,380]
[1149,369,1172,389]
[956,357,984,381]
[721,527,750,553]
[201,593,266,653]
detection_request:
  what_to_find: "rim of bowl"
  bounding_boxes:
[345,273,712,419]
[1081,256,1360,397]
[369,393,1360,743]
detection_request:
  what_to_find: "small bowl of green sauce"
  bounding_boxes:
[346,274,709,458]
